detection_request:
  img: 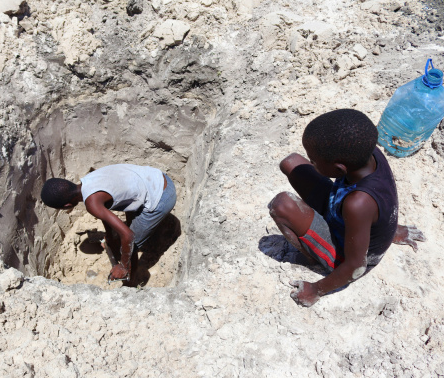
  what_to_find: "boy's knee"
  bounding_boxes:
[269,191,301,219]
[279,153,306,176]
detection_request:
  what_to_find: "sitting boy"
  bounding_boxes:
[40,164,177,284]
[269,109,424,307]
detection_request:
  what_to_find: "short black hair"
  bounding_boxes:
[40,178,77,209]
[302,109,378,170]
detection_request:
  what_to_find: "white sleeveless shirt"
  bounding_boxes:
[80,164,164,212]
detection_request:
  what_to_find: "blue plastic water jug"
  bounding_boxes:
[377,59,444,157]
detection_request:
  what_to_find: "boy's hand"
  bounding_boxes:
[289,280,320,307]
[108,263,130,282]
[393,225,426,252]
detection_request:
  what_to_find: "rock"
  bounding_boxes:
[275,98,291,112]
[152,19,190,49]
[260,12,301,50]
[289,32,301,53]
[298,20,336,41]
[0,13,10,23]
[206,308,225,330]
[126,0,143,16]
[233,0,262,17]
[201,297,219,310]
[386,1,402,12]
[435,362,444,376]
[261,12,283,28]
[151,0,162,12]
[353,43,368,60]
[50,16,102,65]
[334,54,358,79]
[361,0,402,15]
[297,75,321,88]
[0,0,22,14]
[186,3,200,21]
[0,268,24,293]
[18,16,33,32]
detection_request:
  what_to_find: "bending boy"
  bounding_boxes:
[40,164,177,284]
[269,109,424,307]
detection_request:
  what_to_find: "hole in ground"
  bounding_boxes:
[4,94,215,289]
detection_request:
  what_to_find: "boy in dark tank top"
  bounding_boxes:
[269,109,425,307]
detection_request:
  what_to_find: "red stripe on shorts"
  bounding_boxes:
[300,229,342,269]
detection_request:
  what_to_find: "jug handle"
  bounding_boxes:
[424,58,434,75]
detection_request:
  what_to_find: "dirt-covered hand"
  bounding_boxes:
[393,225,426,252]
[109,263,130,281]
[289,280,320,307]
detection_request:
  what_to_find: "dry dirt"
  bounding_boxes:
[1,0,444,377]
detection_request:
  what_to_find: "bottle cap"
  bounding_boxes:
[422,59,443,88]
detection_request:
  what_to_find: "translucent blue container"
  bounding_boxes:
[377,59,444,157]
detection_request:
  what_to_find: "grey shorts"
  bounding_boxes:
[299,211,344,273]
[130,174,177,248]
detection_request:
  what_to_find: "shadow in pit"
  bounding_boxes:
[132,213,182,287]
[258,234,328,276]
[77,214,181,287]
[78,230,106,255]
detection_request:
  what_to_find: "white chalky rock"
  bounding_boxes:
[0,268,24,293]
[361,0,402,14]
[335,54,357,79]
[298,20,336,41]
[153,19,190,49]
[186,3,200,21]
[289,32,301,53]
[0,0,22,14]
[201,297,219,310]
[233,0,262,16]
[151,0,162,12]
[353,43,368,60]
[0,13,10,23]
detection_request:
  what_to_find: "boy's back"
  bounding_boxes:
[325,147,398,270]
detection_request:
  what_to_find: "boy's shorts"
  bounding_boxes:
[289,164,343,272]
[299,210,344,273]
[130,174,177,248]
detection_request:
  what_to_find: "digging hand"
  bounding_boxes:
[108,263,130,283]
[289,280,320,307]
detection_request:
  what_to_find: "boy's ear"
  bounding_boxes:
[334,163,347,176]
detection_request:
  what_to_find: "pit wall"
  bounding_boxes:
[0,0,225,284]
[0,83,219,286]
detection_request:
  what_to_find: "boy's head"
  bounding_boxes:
[40,178,79,209]
[302,109,377,173]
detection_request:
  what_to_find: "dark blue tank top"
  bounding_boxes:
[325,147,398,266]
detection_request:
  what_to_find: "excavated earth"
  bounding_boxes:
[1,0,444,377]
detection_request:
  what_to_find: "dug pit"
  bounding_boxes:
[2,84,218,289]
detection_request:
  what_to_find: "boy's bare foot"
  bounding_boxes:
[392,224,426,252]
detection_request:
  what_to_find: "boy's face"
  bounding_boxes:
[305,145,346,178]
[61,197,80,211]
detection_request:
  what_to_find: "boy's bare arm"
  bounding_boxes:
[85,192,135,280]
[291,191,378,307]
